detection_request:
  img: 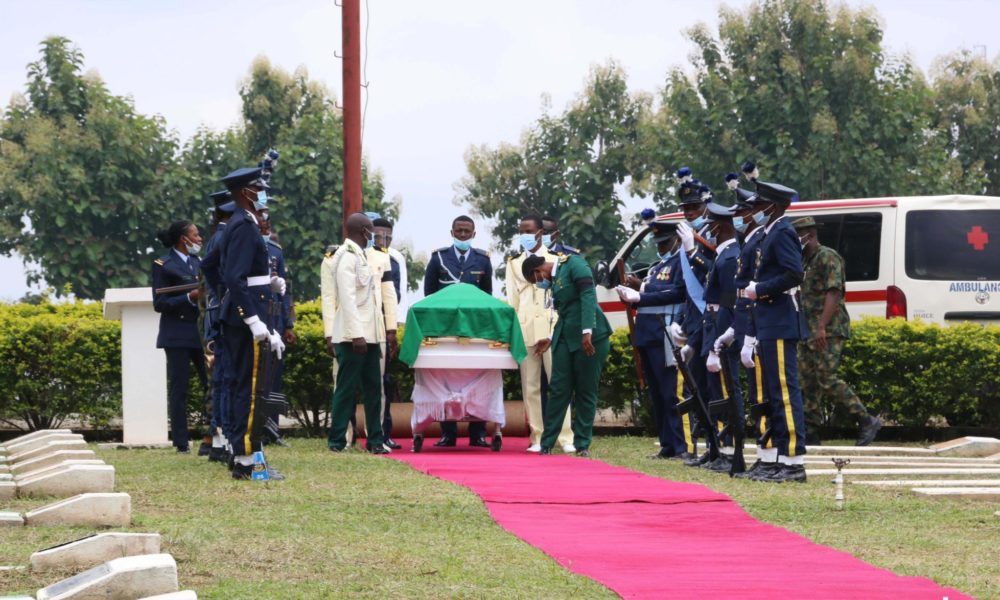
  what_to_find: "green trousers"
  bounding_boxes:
[328,342,384,450]
[541,336,610,451]
[797,336,867,433]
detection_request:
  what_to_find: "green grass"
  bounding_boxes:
[1,437,997,599]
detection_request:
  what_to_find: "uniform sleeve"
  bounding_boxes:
[222,222,260,322]
[755,227,804,298]
[275,251,293,329]
[822,251,846,293]
[337,253,363,340]
[151,261,193,316]
[480,256,494,296]
[379,255,398,330]
[321,256,337,339]
[688,247,714,279]
[395,256,408,325]
[572,258,597,332]
[423,252,440,296]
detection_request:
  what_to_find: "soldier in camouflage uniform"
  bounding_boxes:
[793,217,881,446]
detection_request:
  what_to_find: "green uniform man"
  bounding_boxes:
[793,217,881,446]
[521,253,611,457]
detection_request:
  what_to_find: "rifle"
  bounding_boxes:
[705,351,747,475]
[616,259,645,391]
[154,282,200,295]
[658,315,719,462]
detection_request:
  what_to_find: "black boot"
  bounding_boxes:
[856,415,882,446]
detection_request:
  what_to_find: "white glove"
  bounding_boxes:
[680,344,694,363]
[677,221,695,252]
[268,329,285,359]
[669,322,687,346]
[706,350,722,373]
[740,336,757,369]
[244,315,269,342]
[616,285,640,303]
[270,275,286,296]
[714,327,736,353]
[745,281,758,300]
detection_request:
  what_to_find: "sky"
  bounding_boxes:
[1,0,997,300]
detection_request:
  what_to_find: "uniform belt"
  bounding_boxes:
[636,306,673,315]
[706,303,720,312]
[246,275,271,287]
[737,289,750,299]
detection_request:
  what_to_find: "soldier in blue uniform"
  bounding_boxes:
[209,166,287,480]
[203,191,235,462]
[616,222,689,459]
[422,215,492,447]
[151,220,206,454]
[743,180,808,483]
[541,215,581,256]
[259,208,294,446]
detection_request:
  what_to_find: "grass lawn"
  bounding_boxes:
[0,437,996,599]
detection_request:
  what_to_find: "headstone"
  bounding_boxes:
[807,467,1000,476]
[1,428,73,449]
[36,553,178,600]
[4,433,84,455]
[10,450,99,475]
[853,479,1000,487]
[138,592,198,600]
[931,436,1000,458]
[17,464,115,498]
[0,511,24,526]
[24,493,130,527]
[14,460,107,482]
[31,532,158,571]
[0,464,10,473]
[911,487,1000,498]
[8,440,89,465]
[0,481,15,499]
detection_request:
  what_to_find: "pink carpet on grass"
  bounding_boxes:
[389,436,971,599]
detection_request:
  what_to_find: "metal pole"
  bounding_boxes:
[341,0,362,237]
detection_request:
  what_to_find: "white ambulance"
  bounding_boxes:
[594,195,1000,328]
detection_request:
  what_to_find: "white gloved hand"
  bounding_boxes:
[270,275,286,296]
[714,327,736,352]
[706,350,722,373]
[669,322,688,346]
[740,335,757,369]
[680,344,694,363]
[616,285,640,303]
[677,221,695,252]
[745,281,758,300]
[244,315,269,342]
[268,329,285,359]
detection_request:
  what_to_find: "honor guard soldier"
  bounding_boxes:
[422,215,492,447]
[616,221,690,459]
[372,217,406,450]
[361,212,399,451]
[793,217,881,446]
[521,253,611,456]
[506,214,575,453]
[204,191,235,462]
[743,180,808,483]
[152,220,207,454]
[540,215,580,256]
[258,208,294,446]
[215,166,286,480]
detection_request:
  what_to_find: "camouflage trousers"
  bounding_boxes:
[797,336,867,432]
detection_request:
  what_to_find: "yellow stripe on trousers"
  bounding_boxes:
[678,373,693,453]
[245,341,260,456]
[776,339,797,457]
[754,358,771,449]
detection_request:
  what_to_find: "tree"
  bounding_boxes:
[0,37,178,299]
[457,61,645,261]
[630,0,977,209]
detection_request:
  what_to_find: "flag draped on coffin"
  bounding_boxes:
[399,283,528,367]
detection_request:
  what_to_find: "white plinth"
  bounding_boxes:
[103,288,168,445]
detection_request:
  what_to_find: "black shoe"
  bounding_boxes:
[540,447,552,455]
[684,452,711,467]
[676,452,696,461]
[704,456,733,472]
[232,462,252,480]
[176,446,190,454]
[575,449,590,458]
[197,442,212,456]
[384,438,402,450]
[469,437,490,448]
[748,462,784,482]
[763,464,807,483]
[733,459,763,479]
[856,415,882,446]
[328,446,346,453]
[368,445,390,455]
[433,436,456,447]
[412,435,424,453]
[491,434,502,452]
[207,447,226,462]
[648,451,674,460]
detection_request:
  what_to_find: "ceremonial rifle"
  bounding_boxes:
[658,315,720,462]
[616,258,646,391]
[705,353,747,475]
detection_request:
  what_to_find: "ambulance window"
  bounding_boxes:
[906,210,1000,280]
[813,213,881,281]
[624,229,659,279]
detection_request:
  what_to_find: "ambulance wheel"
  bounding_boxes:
[412,434,423,453]
[491,434,502,452]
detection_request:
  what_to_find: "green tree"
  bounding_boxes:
[630,0,977,208]
[458,61,645,261]
[0,36,178,299]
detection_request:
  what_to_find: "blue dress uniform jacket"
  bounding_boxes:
[220,210,272,327]
[266,238,292,333]
[702,239,741,355]
[733,227,766,338]
[633,254,685,348]
[202,223,227,341]
[752,217,806,341]
[423,246,493,296]
[681,247,714,339]
[151,251,202,349]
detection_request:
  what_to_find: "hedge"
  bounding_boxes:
[2,301,998,432]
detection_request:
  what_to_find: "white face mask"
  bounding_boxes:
[183,236,201,255]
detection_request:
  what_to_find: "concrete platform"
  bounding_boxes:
[10,450,98,475]
[139,592,198,600]
[853,479,1000,487]
[25,493,131,527]
[4,433,84,455]
[808,467,1000,476]
[8,439,89,465]
[31,532,158,571]
[36,553,178,600]
[911,487,1000,498]
[807,454,999,464]
[930,436,1000,458]
[0,511,24,526]
[14,460,106,483]
[804,445,935,457]
[17,464,115,498]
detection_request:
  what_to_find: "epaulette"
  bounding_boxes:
[153,258,164,266]
[324,251,334,259]
[346,245,357,255]
[325,244,339,255]
[504,249,522,262]
[473,247,490,257]
[267,239,282,249]
[378,247,389,254]
[563,245,580,254]
[433,246,451,254]
[558,254,570,264]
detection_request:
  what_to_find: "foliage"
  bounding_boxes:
[457,61,645,261]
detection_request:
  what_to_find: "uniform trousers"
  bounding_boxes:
[541,336,610,451]
[380,347,398,438]
[209,335,232,437]
[797,336,868,434]
[638,344,686,456]
[756,339,807,458]
[222,323,267,457]
[745,358,771,449]
[520,348,572,447]
[328,343,384,450]
[164,347,207,450]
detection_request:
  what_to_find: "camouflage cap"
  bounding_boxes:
[792,216,818,230]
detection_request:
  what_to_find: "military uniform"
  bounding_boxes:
[506,246,573,450]
[152,249,206,452]
[548,241,580,256]
[202,191,234,460]
[733,219,769,469]
[423,244,492,443]
[541,254,612,453]
[365,245,399,447]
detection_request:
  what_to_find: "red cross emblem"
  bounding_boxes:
[967,226,989,251]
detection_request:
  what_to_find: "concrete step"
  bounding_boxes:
[853,479,1000,487]
[911,487,1000,498]
[808,467,1000,476]
[803,460,997,468]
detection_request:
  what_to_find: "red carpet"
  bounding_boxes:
[389,437,971,599]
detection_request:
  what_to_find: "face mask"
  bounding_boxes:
[752,210,768,226]
[689,215,707,230]
[365,229,375,250]
[453,238,472,252]
[519,233,539,252]
[262,235,269,243]
[704,228,717,246]
[799,235,809,250]
[542,234,553,249]
[253,189,268,211]
[185,240,202,255]
[534,279,551,290]
[733,216,747,233]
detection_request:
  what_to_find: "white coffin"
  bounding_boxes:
[412,337,519,370]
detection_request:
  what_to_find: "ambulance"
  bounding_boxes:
[594,195,1000,329]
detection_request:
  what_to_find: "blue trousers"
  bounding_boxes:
[639,344,687,456]
[222,323,266,457]
[164,346,207,450]
[209,335,232,435]
[756,339,807,457]
[705,348,744,447]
